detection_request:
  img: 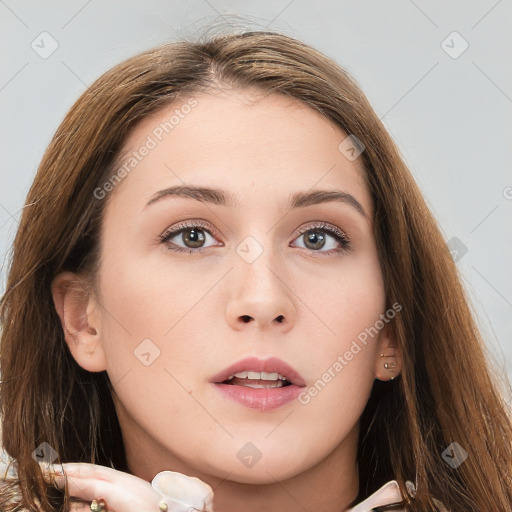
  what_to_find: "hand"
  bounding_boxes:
[40,462,214,512]
[42,462,165,512]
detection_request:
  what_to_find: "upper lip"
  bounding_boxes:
[210,356,306,387]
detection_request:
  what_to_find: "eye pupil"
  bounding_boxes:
[304,231,326,250]
[183,228,205,248]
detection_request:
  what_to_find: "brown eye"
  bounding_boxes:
[292,223,351,255]
[302,231,327,250]
[159,221,220,253]
[177,228,206,249]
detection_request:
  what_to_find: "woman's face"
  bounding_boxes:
[73,88,396,484]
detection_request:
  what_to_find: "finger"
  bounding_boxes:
[43,462,160,499]
[54,475,162,512]
[43,463,164,512]
[69,502,93,512]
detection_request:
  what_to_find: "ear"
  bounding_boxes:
[374,320,402,381]
[51,271,107,372]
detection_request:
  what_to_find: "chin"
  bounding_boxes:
[222,464,303,485]
[204,448,310,485]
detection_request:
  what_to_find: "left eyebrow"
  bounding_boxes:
[143,185,367,219]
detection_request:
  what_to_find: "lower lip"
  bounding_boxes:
[213,383,304,411]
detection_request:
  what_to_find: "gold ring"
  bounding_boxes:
[90,498,108,512]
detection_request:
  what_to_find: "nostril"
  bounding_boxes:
[241,315,252,323]
[276,315,284,323]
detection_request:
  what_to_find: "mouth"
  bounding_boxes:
[210,356,306,388]
[210,356,305,388]
[221,370,293,389]
[210,357,306,411]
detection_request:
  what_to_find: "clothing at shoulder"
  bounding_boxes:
[346,480,405,512]
[346,480,450,512]
[0,447,18,479]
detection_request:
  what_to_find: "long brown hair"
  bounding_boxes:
[1,30,511,512]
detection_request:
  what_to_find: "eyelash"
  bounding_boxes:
[158,220,351,256]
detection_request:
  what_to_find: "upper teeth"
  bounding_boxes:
[227,371,288,381]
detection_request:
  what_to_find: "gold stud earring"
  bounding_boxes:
[383,361,397,372]
[380,353,398,380]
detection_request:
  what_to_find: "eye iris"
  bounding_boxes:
[304,231,326,250]
[183,228,205,248]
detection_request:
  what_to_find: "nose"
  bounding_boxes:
[224,253,296,334]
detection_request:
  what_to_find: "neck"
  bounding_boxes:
[117,404,360,512]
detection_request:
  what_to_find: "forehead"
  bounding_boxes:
[105,87,372,219]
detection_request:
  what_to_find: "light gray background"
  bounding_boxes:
[1,1,511,396]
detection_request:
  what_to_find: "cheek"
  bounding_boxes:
[97,245,221,381]
[99,240,208,333]
[96,250,213,429]
[301,251,386,350]
[293,253,385,408]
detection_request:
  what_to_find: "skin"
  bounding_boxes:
[51,87,402,512]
